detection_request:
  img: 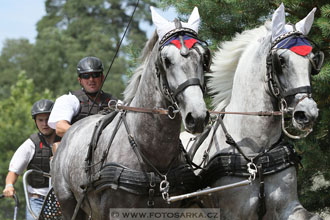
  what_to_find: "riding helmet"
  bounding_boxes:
[77,56,104,75]
[31,99,54,119]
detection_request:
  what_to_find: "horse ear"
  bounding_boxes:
[271,3,286,42]
[187,7,200,33]
[150,6,174,40]
[295,8,316,35]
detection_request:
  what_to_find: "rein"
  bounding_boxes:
[109,101,283,118]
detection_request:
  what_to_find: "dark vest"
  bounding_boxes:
[71,89,116,124]
[27,133,60,188]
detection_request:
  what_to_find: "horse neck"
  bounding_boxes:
[127,54,182,170]
[220,42,281,153]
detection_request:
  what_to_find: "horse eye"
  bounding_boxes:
[279,56,285,66]
[164,57,171,68]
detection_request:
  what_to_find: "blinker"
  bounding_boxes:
[310,51,324,75]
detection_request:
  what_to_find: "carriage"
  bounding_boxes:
[21,4,325,220]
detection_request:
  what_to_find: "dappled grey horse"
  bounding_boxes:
[181,4,324,220]
[51,7,211,220]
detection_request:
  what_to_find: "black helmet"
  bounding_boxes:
[31,99,54,119]
[77,56,104,75]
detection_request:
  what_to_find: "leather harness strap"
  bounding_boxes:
[257,165,266,220]
[195,115,299,220]
[93,163,200,196]
[111,102,283,117]
[111,104,169,115]
[172,78,204,98]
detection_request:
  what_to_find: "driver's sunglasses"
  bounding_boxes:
[79,72,102,79]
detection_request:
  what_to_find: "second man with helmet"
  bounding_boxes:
[3,99,60,220]
[48,56,117,138]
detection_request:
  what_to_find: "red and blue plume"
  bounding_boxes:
[163,35,198,49]
[275,36,312,56]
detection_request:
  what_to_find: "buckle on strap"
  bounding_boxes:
[247,161,257,181]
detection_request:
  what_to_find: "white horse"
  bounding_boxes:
[52,7,210,220]
[182,4,324,220]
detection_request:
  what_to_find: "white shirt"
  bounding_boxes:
[9,138,50,196]
[48,93,80,129]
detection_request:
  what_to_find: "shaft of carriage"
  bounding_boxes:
[23,169,51,220]
[0,193,19,220]
[167,179,251,203]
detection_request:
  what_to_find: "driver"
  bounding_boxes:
[48,56,117,138]
[3,99,60,220]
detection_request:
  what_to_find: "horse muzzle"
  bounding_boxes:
[292,95,318,131]
[185,110,210,134]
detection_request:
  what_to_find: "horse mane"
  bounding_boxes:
[209,22,271,111]
[123,31,159,103]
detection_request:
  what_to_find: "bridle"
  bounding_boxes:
[155,19,211,119]
[266,31,324,139]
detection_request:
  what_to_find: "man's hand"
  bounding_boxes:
[3,184,15,197]
[55,120,71,137]
[4,171,18,197]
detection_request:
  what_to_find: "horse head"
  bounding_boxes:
[268,3,324,138]
[151,6,210,134]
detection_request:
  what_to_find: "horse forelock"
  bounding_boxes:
[123,31,159,103]
[209,22,270,111]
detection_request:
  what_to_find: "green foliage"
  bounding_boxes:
[31,0,157,99]
[317,4,330,38]
[0,0,156,100]
[0,39,35,99]
[159,0,271,46]
[0,72,53,219]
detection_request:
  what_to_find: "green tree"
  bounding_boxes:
[31,0,156,98]
[0,39,35,99]
[295,3,330,213]
[0,0,157,100]
[159,0,272,48]
[0,72,53,219]
[161,0,330,213]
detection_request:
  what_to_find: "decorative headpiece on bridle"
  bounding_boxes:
[150,6,210,119]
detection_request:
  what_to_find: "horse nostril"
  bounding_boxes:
[185,112,195,129]
[294,111,309,124]
[185,111,209,134]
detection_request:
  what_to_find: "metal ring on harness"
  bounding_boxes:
[108,100,117,109]
[108,100,124,113]
[247,161,257,181]
[160,176,170,201]
[280,98,313,139]
[168,105,179,119]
